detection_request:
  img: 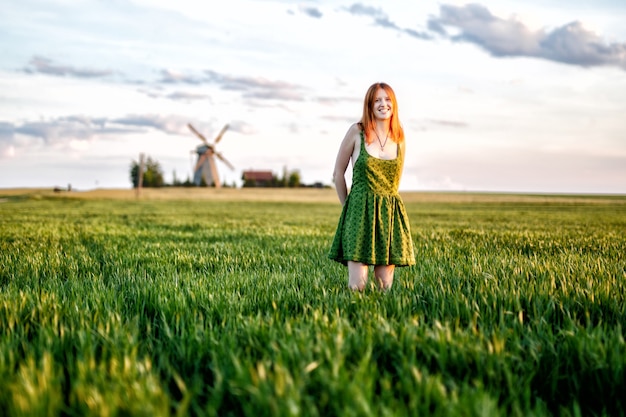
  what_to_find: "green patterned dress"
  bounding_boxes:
[329,130,415,266]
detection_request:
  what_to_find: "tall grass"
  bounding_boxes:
[1,191,625,416]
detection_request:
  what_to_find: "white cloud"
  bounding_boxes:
[428,3,626,69]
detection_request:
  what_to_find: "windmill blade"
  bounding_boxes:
[215,151,235,170]
[188,123,209,145]
[213,124,229,145]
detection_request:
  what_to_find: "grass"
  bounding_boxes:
[1,188,625,416]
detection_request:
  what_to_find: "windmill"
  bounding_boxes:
[187,123,234,188]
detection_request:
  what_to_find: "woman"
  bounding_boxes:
[328,82,415,291]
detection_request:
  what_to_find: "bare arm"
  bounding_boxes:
[332,124,359,205]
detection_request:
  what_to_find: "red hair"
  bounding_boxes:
[359,82,404,144]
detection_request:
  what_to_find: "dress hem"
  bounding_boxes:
[328,255,416,267]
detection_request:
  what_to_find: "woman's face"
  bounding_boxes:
[372,88,393,121]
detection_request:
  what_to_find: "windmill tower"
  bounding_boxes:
[187,123,234,188]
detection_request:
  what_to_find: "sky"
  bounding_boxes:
[1,0,625,193]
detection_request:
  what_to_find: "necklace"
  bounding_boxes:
[374,129,389,149]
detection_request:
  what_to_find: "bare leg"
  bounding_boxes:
[348,261,368,291]
[374,265,395,290]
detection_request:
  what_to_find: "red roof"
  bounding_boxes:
[243,170,274,181]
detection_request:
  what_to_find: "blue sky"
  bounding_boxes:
[1,0,625,193]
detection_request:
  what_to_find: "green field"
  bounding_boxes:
[1,188,625,416]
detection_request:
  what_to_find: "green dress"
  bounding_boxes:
[329,130,415,266]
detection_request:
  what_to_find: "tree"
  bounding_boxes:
[172,169,181,187]
[277,167,301,188]
[130,156,165,188]
[287,170,301,188]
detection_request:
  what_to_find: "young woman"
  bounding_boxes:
[328,82,415,290]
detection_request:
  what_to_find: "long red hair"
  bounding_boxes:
[359,82,404,144]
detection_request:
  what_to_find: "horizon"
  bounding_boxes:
[2,186,625,199]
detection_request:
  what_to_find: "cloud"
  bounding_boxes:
[227,120,257,135]
[0,113,261,161]
[23,56,114,78]
[345,3,382,18]
[540,22,626,68]
[299,6,323,19]
[158,68,307,101]
[204,70,307,101]
[159,69,206,85]
[344,3,432,40]
[0,116,142,158]
[403,28,434,40]
[0,115,193,154]
[12,117,132,143]
[112,114,191,135]
[0,122,14,140]
[428,4,626,70]
[165,92,210,102]
[315,96,361,106]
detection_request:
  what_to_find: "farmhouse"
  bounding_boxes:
[242,170,275,187]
